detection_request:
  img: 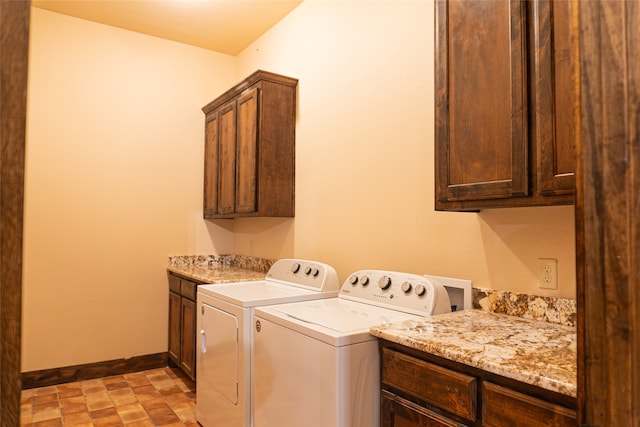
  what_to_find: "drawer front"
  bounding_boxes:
[168,274,181,293]
[180,279,197,301]
[382,347,477,422]
[382,390,468,427]
[482,382,576,427]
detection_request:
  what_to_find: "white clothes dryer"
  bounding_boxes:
[196,258,339,427]
[253,270,463,427]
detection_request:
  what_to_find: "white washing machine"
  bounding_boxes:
[253,270,468,427]
[196,258,340,427]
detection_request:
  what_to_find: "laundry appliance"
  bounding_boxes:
[253,269,469,427]
[196,258,339,426]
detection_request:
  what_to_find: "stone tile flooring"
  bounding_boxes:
[20,367,197,426]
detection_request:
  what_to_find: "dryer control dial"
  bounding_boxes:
[401,281,412,293]
[378,276,392,290]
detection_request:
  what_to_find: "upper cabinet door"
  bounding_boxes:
[434,0,577,211]
[203,113,219,217]
[235,88,259,214]
[435,0,528,206]
[530,0,578,197]
[217,101,237,215]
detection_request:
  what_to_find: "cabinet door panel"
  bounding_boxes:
[531,0,578,196]
[435,0,528,205]
[218,101,237,215]
[180,298,196,380]
[236,88,259,213]
[203,113,219,215]
[168,291,181,365]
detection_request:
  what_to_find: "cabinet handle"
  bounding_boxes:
[200,329,206,354]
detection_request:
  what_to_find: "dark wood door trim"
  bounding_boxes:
[577,1,640,424]
[0,1,30,424]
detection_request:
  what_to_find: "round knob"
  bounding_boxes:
[360,276,370,286]
[414,284,426,296]
[378,276,392,290]
[310,267,319,277]
[349,275,359,285]
[401,281,412,293]
[291,263,301,273]
[304,266,312,275]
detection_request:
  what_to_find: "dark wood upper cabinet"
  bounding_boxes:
[202,70,297,219]
[435,0,577,211]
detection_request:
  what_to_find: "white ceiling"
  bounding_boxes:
[31,0,303,55]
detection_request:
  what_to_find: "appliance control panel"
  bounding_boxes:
[266,258,340,292]
[339,270,452,316]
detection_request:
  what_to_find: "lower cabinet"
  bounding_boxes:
[168,273,199,380]
[380,342,576,427]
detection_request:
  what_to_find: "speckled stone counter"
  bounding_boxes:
[370,310,576,397]
[167,255,273,283]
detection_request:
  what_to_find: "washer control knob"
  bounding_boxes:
[349,275,359,285]
[291,263,301,273]
[360,276,370,286]
[414,284,426,296]
[304,266,313,275]
[378,276,392,290]
[310,267,320,277]
[401,281,412,293]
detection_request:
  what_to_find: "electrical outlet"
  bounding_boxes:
[538,258,558,290]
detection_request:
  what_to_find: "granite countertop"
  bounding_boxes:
[167,255,273,284]
[370,309,576,398]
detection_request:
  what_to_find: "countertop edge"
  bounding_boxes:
[370,310,577,398]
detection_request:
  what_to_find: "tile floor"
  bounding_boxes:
[20,367,197,427]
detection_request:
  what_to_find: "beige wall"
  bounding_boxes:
[22,8,236,372]
[234,0,576,294]
[22,1,576,372]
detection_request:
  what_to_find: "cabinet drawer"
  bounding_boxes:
[180,279,197,301]
[381,390,466,427]
[382,347,477,421]
[482,382,576,427]
[168,274,181,293]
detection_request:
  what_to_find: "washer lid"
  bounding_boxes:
[273,299,417,332]
[198,281,338,308]
[256,298,420,346]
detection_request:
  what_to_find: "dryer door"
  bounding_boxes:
[200,303,239,404]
